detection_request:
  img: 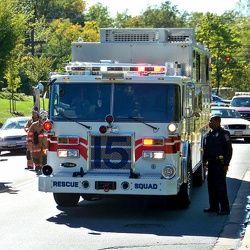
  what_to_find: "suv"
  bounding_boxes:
[230,92,250,121]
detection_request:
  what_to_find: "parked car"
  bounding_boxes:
[230,92,250,121]
[211,94,231,107]
[0,117,30,154]
[211,106,250,142]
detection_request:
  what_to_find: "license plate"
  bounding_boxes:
[234,131,243,136]
[95,181,116,190]
[7,142,17,147]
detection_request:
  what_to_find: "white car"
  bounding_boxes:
[0,117,30,154]
[211,107,250,142]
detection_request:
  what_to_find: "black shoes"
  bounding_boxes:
[217,210,230,216]
[204,208,218,213]
[24,167,33,170]
[204,208,230,215]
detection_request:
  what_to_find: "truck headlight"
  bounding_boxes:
[167,123,178,133]
[57,149,79,158]
[143,151,165,160]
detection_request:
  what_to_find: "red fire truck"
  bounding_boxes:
[39,28,212,208]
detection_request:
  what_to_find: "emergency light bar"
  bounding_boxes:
[65,62,166,76]
[235,92,250,96]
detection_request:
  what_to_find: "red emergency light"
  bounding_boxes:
[43,121,53,131]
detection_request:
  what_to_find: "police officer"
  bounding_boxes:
[27,110,48,175]
[24,108,39,170]
[203,115,233,215]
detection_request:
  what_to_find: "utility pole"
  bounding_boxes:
[24,28,46,55]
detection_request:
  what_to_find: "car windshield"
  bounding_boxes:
[211,109,241,118]
[1,119,28,130]
[231,97,250,107]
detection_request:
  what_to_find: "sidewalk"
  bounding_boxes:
[239,172,250,250]
[213,171,250,250]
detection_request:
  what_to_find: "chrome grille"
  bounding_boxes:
[4,136,23,141]
[228,124,246,129]
[89,133,133,170]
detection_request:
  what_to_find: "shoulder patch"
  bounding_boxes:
[224,134,230,141]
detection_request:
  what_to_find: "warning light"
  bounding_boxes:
[143,138,153,145]
[43,121,53,131]
[225,56,231,63]
[138,66,145,72]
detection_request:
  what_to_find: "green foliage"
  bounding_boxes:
[0,0,27,76]
[87,2,113,28]
[141,1,186,28]
[0,0,250,96]
[43,18,85,66]
[24,55,55,85]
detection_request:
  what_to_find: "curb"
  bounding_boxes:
[239,196,250,250]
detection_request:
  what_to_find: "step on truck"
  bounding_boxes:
[38,28,212,208]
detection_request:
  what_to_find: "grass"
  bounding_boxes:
[0,93,48,127]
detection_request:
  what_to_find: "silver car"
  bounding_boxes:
[211,107,250,142]
[0,117,30,154]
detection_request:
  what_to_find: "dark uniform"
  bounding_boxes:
[203,126,233,214]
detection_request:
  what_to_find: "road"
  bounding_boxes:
[0,140,249,250]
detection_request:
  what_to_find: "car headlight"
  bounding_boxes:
[247,125,250,129]
[221,125,229,129]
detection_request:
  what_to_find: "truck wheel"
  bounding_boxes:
[53,193,80,207]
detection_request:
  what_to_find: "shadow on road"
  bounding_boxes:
[46,175,245,240]
[0,182,19,194]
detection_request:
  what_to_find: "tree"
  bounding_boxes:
[113,11,144,28]
[87,2,113,28]
[0,0,27,78]
[140,1,186,28]
[17,0,87,23]
[195,12,241,90]
[4,45,23,112]
[43,19,85,67]
[81,21,100,42]
[24,55,55,86]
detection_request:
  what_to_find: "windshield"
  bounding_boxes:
[211,109,241,118]
[50,82,181,122]
[231,97,250,107]
[2,118,28,130]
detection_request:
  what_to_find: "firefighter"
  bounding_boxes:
[27,110,48,175]
[203,115,233,215]
[24,108,39,170]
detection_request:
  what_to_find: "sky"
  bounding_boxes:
[87,0,240,17]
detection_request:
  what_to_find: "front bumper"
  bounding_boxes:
[38,173,179,196]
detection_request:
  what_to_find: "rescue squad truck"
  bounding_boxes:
[38,28,212,208]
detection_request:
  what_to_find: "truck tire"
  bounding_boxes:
[53,193,80,207]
